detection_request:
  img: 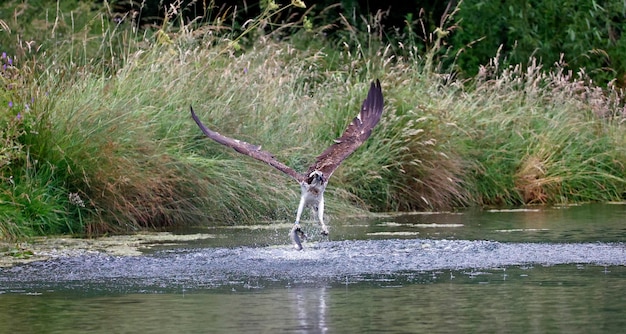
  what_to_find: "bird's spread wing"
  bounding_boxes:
[307,80,384,178]
[191,106,303,182]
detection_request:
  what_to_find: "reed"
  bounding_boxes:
[0,1,624,239]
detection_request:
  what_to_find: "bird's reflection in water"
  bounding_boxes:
[287,287,329,333]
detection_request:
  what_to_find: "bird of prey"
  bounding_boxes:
[191,80,384,250]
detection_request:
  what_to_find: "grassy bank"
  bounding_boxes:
[1,2,625,239]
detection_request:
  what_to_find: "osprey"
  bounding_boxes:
[191,80,384,250]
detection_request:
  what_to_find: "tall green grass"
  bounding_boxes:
[0,1,624,239]
[452,58,626,205]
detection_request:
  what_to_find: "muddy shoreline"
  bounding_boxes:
[0,232,217,267]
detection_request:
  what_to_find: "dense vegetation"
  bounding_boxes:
[451,0,626,86]
[103,0,626,86]
[0,0,624,239]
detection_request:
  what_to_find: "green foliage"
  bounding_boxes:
[0,0,625,240]
[452,0,626,85]
[452,59,626,205]
[0,161,79,239]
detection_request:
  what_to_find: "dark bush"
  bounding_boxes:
[451,0,626,86]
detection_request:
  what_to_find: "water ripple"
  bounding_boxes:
[1,238,624,293]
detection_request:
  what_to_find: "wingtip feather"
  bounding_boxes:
[190,105,199,120]
[363,79,384,126]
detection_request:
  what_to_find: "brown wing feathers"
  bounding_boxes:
[307,80,384,178]
[191,80,383,183]
[190,106,303,181]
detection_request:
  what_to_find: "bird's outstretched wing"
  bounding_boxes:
[191,106,304,182]
[306,80,384,179]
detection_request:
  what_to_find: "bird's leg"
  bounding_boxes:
[294,193,306,227]
[290,195,307,250]
[317,195,329,236]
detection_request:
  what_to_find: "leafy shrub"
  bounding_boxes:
[452,0,626,85]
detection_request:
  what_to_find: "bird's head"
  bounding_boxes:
[307,170,325,185]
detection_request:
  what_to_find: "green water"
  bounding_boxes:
[168,203,626,248]
[1,204,625,333]
[1,265,624,333]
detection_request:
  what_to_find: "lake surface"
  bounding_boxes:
[1,203,625,333]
